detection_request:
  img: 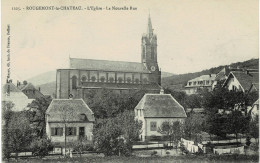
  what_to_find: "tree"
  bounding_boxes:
[30,136,53,157]
[27,96,52,138]
[4,111,34,159]
[249,115,259,143]
[158,121,183,148]
[2,101,14,160]
[226,110,249,144]
[172,121,183,149]
[183,113,205,142]
[164,88,187,108]
[185,94,202,112]
[93,110,142,156]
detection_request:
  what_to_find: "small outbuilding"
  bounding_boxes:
[134,93,187,141]
[46,99,95,147]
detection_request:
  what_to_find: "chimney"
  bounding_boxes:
[23,80,28,85]
[209,74,211,77]
[38,87,41,92]
[160,88,164,94]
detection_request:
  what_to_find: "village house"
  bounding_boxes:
[134,91,187,141]
[17,81,45,100]
[2,82,33,112]
[185,74,216,95]
[46,99,95,150]
[222,70,259,93]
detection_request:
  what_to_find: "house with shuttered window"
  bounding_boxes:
[134,91,187,141]
[46,99,95,146]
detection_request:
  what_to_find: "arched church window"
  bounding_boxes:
[127,77,132,83]
[100,76,105,82]
[72,76,77,89]
[143,78,148,84]
[81,75,87,82]
[109,77,114,83]
[91,76,96,82]
[151,47,154,60]
[135,78,139,84]
[142,47,145,59]
[118,77,123,83]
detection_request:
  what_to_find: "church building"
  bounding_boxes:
[56,15,161,99]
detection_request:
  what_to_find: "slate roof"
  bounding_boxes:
[20,83,45,99]
[135,94,187,118]
[46,99,95,122]
[188,74,216,82]
[70,58,150,73]
[227,72,259,91]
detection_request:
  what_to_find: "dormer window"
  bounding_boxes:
[79,114,88,121]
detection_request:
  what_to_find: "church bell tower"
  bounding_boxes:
[141,14,161,85]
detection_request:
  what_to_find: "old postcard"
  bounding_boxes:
[1,0,259,162]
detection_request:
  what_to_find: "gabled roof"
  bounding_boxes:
[70,58,150,73]
[135,94,187,118]
[46,99,95,122]
[224,71,259,92]
[20,83,45,99]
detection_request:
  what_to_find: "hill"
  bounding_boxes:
[26,71,56,86]
[162,58,259,90]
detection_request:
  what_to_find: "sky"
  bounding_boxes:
[1,0,258,82]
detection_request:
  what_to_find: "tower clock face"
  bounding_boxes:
[151,66,156,71]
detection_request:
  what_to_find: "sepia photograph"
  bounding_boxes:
[1,0,259,162]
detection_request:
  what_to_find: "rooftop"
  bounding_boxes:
[135,94,187,118]
[70,58,150,73]
[46,99,95,122]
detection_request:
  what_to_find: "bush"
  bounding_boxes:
[151,151,157,156]
[30,137,53,158]
[250,142,259,151]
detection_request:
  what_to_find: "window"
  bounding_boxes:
[151,47,155,60]
[193,81,196,85]
[118,77,123,83]
[91,76,96,82]
[127,77,132,83]
[206,80,209,85]
[189,82,192,86]
[81,75,87,82]
[109,77,114,83]
[143,78,148,84]
[51,127,63,136]
[142,47,145,59]
[135,78,139,84]
[72,76,77,89]
[150,122,157,131]
[66,127,76,136]
[100,76,105,82]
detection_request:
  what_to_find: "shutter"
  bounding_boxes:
[51,128,55,136]
[60,128,63,136]
[65,127,68,136]
[73,127,76,136]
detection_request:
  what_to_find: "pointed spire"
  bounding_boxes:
[147,12,153,37]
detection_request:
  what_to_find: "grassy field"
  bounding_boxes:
[5,154,259,163]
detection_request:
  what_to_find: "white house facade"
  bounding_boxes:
[134,93,187,141]
[46,99,95,147]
